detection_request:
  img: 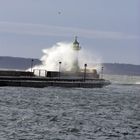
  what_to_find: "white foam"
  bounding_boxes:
[32,41,102,73]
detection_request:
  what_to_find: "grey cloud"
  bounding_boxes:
[0,21,139,40]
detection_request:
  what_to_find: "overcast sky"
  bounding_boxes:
[0,0,139,64]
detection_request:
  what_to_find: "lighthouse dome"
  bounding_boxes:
[72,36,81,51]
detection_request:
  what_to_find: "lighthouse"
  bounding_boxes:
[71,36,81,72]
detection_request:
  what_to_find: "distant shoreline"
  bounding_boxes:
[0,56,140,76]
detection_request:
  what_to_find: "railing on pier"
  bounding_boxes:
[33,69,47,77]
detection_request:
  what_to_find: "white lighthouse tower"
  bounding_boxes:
[71,36,81,72]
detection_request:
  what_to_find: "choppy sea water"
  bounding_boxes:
[0,75,140,140]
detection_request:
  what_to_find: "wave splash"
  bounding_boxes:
[32,42,102,73]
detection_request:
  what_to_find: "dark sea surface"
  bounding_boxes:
[0,75,140,140]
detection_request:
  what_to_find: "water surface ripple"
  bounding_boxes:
[0,84,140,140]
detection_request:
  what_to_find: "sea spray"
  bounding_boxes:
[79,48,102,72]
[32,41,102,74]
[33,42,76,71]
[136,82,140,85]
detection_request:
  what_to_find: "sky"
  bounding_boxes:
[0,0,139,64]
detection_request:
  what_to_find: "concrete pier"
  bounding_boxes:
[0,70,110,88]
[0,76,110,88]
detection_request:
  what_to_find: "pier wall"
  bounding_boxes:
[0,70,34,76]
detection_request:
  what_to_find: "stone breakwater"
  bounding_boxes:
[0,76,110,88]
